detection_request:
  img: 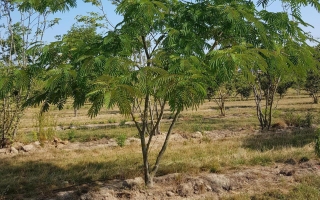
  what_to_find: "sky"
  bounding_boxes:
[4,0,320,44]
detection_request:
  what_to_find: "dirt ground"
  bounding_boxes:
[2,128,319,200]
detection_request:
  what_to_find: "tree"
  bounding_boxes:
[208,83,234,116]
[277,80,294,98]
[234,72,252,100]
[305,70,320,103]
[29,0,319,186]
[0,0,76,146]
[304,45,320,104]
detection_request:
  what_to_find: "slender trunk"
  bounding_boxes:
[140,94,151,186]
[150,110,180,180]
[74,108,78,117]
[220,101,225,116]
[313,95,318,104]
[2,98,7,141]
[253,85,265,129]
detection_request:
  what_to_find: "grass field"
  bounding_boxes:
[1,91,320,199]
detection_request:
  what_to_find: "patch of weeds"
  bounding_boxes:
[251,190,286,200]
[287,184,320,199]
[32,131,38,142]
[33,112,57,143]
[272,110,282,118]
[116,134,127,147]
[67,130,76,141]
[221,194,251,200]
[305,112,314,128]
[108,118,116,123]
[249,155,272,166]
[201,136,211,143]
[200,162,221,173]
[283,110,314,127]
[119,120,127,126]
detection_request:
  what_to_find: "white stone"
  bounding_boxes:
[22,144,34,152]
[10,147,19,154]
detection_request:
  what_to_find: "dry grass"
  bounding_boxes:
[1,92,320,199]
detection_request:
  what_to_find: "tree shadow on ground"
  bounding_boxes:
[0,158,142,199]
[242,128,316,152]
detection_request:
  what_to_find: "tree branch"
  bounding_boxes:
[150,110,180,177]
[141,35,150,59]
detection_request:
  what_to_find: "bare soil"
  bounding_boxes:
[2,128,319,200]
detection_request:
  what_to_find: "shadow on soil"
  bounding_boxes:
[0,158,142,199]
[243,128,317,152]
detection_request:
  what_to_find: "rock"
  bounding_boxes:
[280,169,295,176]
[12,142,23,150]
[177,182,193,197]
[123,177,144,189]
[166,191,175,197]
[299,157,309,163]
[56,191,76,200]
[55,126,64,131]
[60,140,69,145]
[10,147,18,154]
[53,137,62,143]
[115,192,132,199]
[128,137,140,143]
[99,188,117,199]
[22,144,34,152]
[193,179,207,194]
[203,174,231,192]
[284,158,296,165]
[34,141,41,146]
[191,131,203,139]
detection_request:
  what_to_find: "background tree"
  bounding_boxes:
[276,79,294,98]
[0,0,76,146]
[208,82,234,116]
[234,71,252,100]
[304,45,320,104]
[305,70,320,104]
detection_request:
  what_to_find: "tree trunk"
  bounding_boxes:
[219,101,225,117]
[313,95,318,104]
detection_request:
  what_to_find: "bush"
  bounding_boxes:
[67,130,76,141]
[116,134,127,147]
[283,111,313,128]
[119,120,127,126]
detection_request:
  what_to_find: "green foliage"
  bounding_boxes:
[234,72,252,100]
[119,119,127,126]
[305,69,320,103]
[116,133,127,147]
[277,80,294,98]
[108,118,116,123]
[67,130,76,141]
[283,110,314,128]
[34,112,57,142]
